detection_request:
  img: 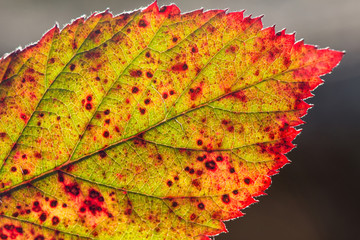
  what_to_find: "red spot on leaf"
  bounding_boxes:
[20,114,27,122]
[172,63,188,71]
[32,201,41,212]
[85,51,101,59]
[138,19,148,28]
[4,224,13,231]
[50,200,58,208]
[192,179,200,187]
[99,151,107,158]
[103,131,110,138]
[191,46,198,53]
[244,177,251,185]
[39,213,47,222]
[205,160,217,171]
[22,169,29,175]
[65,183,80,196]
[132,86,139,93]
[124,208,132,215]
[52,216,60,225]
[89,189,100,199]
[198,203,205,210]
[139,108,146,115]
[229,90,247,102]
[85,103,93,110]
[197,155,206,162]
[130,70,142,77]
[88,204,103,215]
[16,227,23,234]
[222,194,230,204]
[189,87,202,100]
[283,56,291,67]
[144,98,151,105]
[146,72,153,78]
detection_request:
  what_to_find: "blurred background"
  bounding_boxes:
[0,0,359,239]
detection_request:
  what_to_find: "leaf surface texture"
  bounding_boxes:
[0,2,343,239]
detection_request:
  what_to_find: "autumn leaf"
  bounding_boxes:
[0,2,343,239]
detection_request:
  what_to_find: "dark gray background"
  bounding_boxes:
[0,0,359,239]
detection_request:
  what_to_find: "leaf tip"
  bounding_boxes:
[144,0,159,12]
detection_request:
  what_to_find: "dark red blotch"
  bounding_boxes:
[138,19,148,28]
[65,183,80,196]
[205,160,217,171]
[172,63,188,72]
[50,200,58,208]
[78,189,110,217]
[189,86,202,100]
[52,216,60,225]
[222,194,230,204]
[32,201,41,212]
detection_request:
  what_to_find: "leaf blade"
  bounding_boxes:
[0,2,343,239]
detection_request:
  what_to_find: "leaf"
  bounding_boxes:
[0,2,343,239]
